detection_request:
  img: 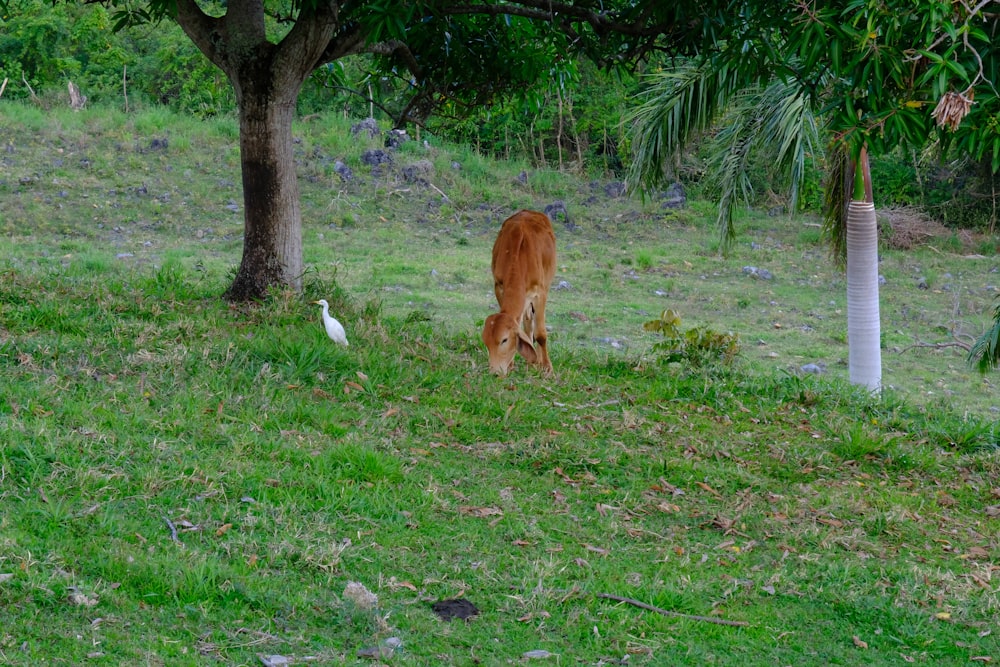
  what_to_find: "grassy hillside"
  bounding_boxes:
[1,103,998,665]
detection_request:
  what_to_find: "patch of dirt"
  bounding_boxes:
[878,205,979,252]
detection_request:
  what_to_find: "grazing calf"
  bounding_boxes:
[482,210,557,376]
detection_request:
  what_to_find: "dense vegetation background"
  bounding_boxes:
[2,0,998,231]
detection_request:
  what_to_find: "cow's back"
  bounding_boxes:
[491,210,556,294]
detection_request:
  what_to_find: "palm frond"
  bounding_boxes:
[708,87,763,247]
[759,79,819,215]
[823,141,850,266]
[968,298,1000,373]
[624,58,742,195]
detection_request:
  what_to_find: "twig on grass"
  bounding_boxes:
[900,340,972,354]
[596,592,750,627]
[163,516,181,544]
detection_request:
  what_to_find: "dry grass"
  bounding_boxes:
[879,205,980,252]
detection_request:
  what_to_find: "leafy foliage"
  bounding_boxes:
[643,309,740,366]
[968,297,1000,374]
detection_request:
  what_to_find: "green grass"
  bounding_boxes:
[1,102,999,665]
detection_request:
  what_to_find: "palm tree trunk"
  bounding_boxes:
[846,149,881,391]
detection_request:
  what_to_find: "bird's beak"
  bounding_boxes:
[312,300,321,305]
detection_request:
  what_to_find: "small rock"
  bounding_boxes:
[361,149,392,167]
[658,181,686,209]
[878,275,886,285]
[343,581,378,610]
[432,598,479,621]
[333,160,353,182]
[385,128,409,149]
[554,280,572,291]
[800,363,826,375]
[402,159,435,183]
[603,181,626,198]
[351,118,380,138]
[523,649,557,659]
[357,637,402,660]
[515,170,528,184]
[257,655,291,667]
[916,277,929,289]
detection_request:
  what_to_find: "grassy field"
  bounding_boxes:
[1,102,999,665]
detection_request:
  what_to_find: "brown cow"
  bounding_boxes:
[482,210,557,376]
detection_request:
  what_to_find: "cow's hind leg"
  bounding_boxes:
[532,295,552,375]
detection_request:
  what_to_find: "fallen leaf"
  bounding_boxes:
[344,380,364,393]
[596,503,615,517]
[934,612,951,621]
[696,482,722,497]
[512,539,532,547]
[584,544,610,556]
[965,546,990,559]
[388,578,417,591]
[574,557,590,568]
[657,502,680,513]
[970,658,992,663]
[900,654,915,663]
[459,506,503,518]
[382,407,399,417]
[356,371,369,381]
[852,635,868,649]
[215,523,233,537]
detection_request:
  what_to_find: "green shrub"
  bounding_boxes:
[643,309,740,366]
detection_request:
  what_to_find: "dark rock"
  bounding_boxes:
[515,170,528,184]
[603,181,626,198]
[361,149,392,167]
[543,200,577,231]
[351,118,380,138]
[402,159,434,183]
[658,182,686,209]
[432,598,479,621]
[333,160,353,182]
[385,128,409,149]
[742,266,773,280]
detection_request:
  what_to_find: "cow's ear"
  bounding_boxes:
[516,332,537,363]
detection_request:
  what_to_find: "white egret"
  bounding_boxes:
[313,299,349,346]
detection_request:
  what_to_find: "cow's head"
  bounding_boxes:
[482,312,537,376]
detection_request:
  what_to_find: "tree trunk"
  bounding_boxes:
[846,149,881,392]
[225,90,304,301]
[171,0,341,301]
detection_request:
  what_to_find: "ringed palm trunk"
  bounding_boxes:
[845,149,882,391]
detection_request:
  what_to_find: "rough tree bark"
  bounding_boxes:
[173,0,340,300]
